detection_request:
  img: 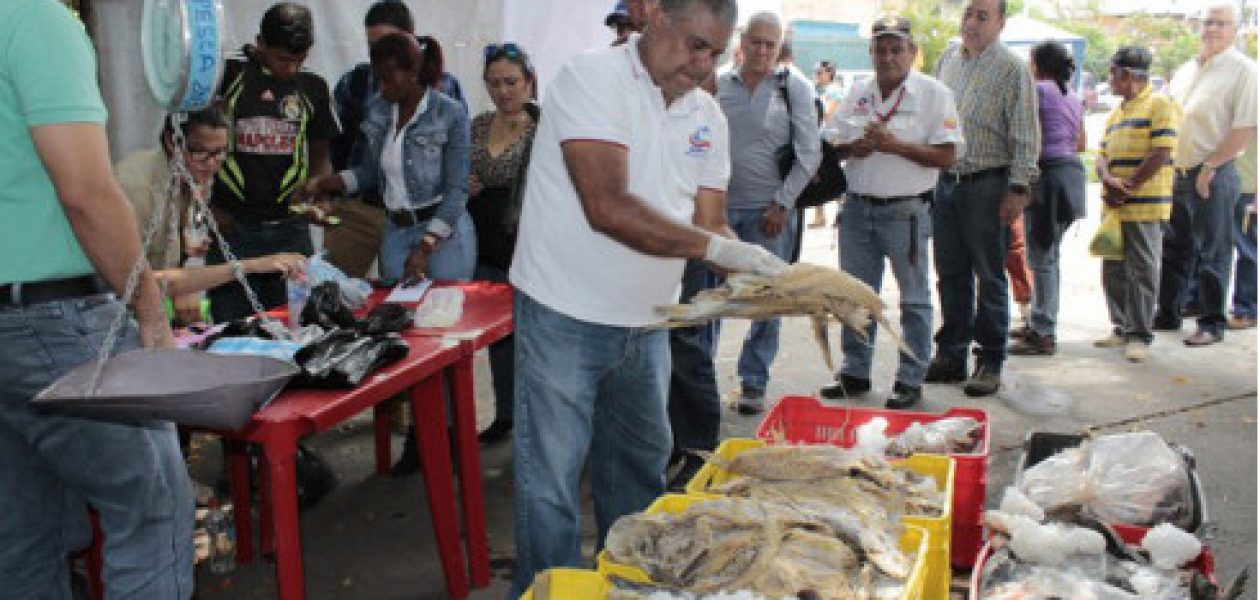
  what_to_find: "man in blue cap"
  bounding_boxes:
[606,1,633,44]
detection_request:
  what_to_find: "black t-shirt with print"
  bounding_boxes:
[213,48,340,222]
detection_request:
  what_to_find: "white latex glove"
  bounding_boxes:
[703,235,789,277]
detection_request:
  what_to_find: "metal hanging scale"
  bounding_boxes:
[33,0,297,430]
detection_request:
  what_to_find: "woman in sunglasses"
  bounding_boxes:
[303,33,475,288]
[467,42,539,444]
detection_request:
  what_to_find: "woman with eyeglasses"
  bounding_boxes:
[302,33,475,288]
[467,42,539,444]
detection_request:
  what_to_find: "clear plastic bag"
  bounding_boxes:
[413,287,465,328]
[887,417,982,457]
[306,253,372,308]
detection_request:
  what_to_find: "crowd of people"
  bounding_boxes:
[0,0,1254,596]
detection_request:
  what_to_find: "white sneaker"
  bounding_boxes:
[1124,341,1149,362]
[1094,333,1126,348]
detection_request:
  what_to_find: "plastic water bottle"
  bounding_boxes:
[286,275,311,331]
[205,499,236,574]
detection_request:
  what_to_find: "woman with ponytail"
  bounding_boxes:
[1009,41,1088,356]
[304,33,475,288]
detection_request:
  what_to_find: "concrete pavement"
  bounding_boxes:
[192,193,1257,599]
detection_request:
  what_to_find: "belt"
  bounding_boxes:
[850,192,929,206]
[0,275,110,307]
[1176,160,1231,179]
[945,166,1007,184]
[387,204,439,227]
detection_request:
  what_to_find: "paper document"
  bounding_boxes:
[385,279,433,303]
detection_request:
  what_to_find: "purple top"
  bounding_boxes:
[1036,80,1083,159]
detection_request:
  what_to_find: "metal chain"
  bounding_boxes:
[86,114,276,393]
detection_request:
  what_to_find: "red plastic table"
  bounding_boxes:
[198,282,512,599]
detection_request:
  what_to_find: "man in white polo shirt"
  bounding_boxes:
[818,15,963,410]
[1155,2,1258,346]
[507,0,786,592]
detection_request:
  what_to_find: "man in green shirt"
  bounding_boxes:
[0,1,192,596]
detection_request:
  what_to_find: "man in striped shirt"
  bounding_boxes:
[927,0,1039,397]
[1095,46,1180,363]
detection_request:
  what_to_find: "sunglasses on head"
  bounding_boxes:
[484,42,522,61]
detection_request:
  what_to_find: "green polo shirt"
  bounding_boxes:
[0,0,108,285]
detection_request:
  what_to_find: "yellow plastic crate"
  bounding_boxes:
[595,493,930,599]
[685,439,954,600]
[520,568,610,600]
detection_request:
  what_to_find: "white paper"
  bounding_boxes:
[385,279,433,303]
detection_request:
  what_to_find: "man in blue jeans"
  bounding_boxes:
[818,16,962,409]
[928,0,1039,397]
[1162,3,1256,345]
[0,0,193,596]
[1230,144,1257,329]
[507,0,787,593]
[715,11,821,414]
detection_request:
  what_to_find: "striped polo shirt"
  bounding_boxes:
[1101,84,1181,221]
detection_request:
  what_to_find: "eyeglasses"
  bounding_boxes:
[484,42,523,61]
[1203,18,1235,29]
[186,146,228,163]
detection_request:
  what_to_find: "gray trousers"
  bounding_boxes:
[1102,220,1165,344]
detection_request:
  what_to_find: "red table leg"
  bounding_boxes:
[411,375,469,599]
[373,403,393,476]
[448,349,490,588]
[260,427,305,600]
[258,450,275,559]
[86,511,103,600]
[225,439,254,563]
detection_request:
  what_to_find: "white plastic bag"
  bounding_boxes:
[414,288,465,328]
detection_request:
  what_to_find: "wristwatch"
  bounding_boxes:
[1009,183,1030,195]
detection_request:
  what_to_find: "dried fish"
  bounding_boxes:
[655,263,918,371]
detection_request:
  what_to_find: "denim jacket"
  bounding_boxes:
[340,89,471,238]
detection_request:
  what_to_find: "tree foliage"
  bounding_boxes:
[901,0,960,74]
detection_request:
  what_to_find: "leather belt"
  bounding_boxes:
[945,166,1007,184]
[850,192,929,206]
[387,204,439,228]
[0,275,110,307]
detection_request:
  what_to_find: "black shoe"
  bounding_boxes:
[735,387,765,415]
[1009,331,1057,356]
[477,419,513,445]
[924,356,966,384]
[819,374,871,400]
[391,430,420,477]
[886,382,922,409]
[963,364,1001,397]
[666,455,706,493]
[1009,325,1033,340]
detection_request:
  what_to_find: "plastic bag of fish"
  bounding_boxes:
[1016,431,1196,528]
[853,416,984,458]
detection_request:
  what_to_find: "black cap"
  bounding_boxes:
[605,1,629,26]
[871,15,913,40]
[1111,46,1153,74]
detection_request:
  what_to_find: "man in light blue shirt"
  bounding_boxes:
[716,11,821,414]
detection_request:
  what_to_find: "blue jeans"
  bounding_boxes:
[379,212,477,284]
[727,208,799,392]
[510,293,671,596]
[1024,214,1072,337]
[1185,163,1240,337]
[1232,192,1257,319]
[207,218,313,322]
[839,197,933,386]
[932,173,1011,370]
[474,263,515,422]
[0,295,194,599]
[667,260,721,455]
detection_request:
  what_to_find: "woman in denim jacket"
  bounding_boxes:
[304,33,475,285]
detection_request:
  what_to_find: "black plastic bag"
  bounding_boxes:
[293,330,409,388]
[301,281,358,330]
[235,442,337,511]
[358,302,414,335]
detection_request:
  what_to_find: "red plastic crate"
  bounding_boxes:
[757,395,990,569]
[968,523,1218,598]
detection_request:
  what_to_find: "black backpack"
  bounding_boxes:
[773,69,847,209]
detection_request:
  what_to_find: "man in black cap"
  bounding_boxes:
[1094,46,1181,363]
[820,15,963,408]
